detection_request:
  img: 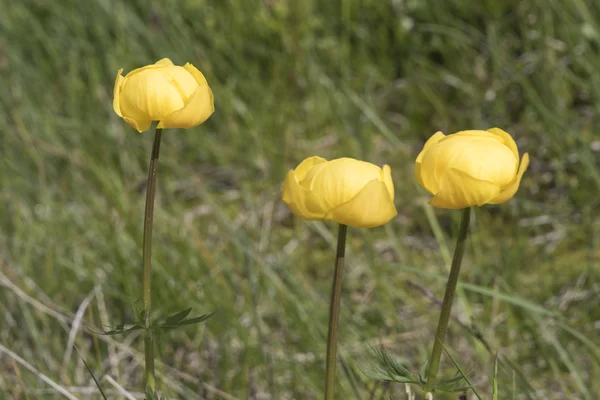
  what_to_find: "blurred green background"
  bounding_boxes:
[1,0,599,399]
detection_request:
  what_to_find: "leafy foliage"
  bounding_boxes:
[363,347,422,385]
[102,308,215,335]
[153,308,216,332]
[365,346,480,395]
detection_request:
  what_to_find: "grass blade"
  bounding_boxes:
[75,345,107,400]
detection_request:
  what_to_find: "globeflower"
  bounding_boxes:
[113,58,214,132]
[282,156,397,228]
[110,58,215,394]
[282,156,397,400]
[415,128,529,209]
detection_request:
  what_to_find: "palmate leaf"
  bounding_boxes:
[102,324,145,335]
[361,347,421,385]
[437,385,473,393]
[374,347,413,377]
[435,341,482,399]
[434,371,472,392]
[139,307,150,325]
[418,360,429,385]
[155,310,216,332]
[437,372,465,387]
[176,313,215,325]
[362,366,421,384]
[102,308,215,336]
[162,307,192,325]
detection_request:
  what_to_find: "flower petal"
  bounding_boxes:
[123,58,174,79]
[381,164,395,201]
[304,158,383,206]
[293,156,328,181]
[158,77,214,129]
[113,69,125,117]
[486,127,519,163]
[120,69,187,122]
[489,153,530,204]
[163,65,200,99]
[281,170,328,220]
[326,179,397,228]
[123,116,152,133]
[416,131,446,164]
[183,63,208,85]
[429,168,501,209]
[415,131,446,193]
[450,130,496,139]
[154,58,174,67]
[422,133,517,188]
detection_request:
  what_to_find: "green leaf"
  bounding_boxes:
[156,311,215,332]
[360,347,421,385]
[140,307,151,325]
[438,372,467,387]
[418,360,428,385]
[437,385,472,393]
[102,324,145,335]
[437,341,482,400]
[162,307,193,325]
[175,312,215,326]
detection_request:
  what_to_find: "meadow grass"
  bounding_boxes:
[1,0,600,399]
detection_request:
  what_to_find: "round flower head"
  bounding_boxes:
[282,157,397,228]
[415,128,529,209]
[113,58,214,132]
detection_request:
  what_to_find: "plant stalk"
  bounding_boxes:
[324,224,348,400]
[425,207,471,391]
[142,127,163,391]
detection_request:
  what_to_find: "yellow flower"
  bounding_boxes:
[113,58,214,132]
[415,128,530,209]
[282,157,397,228]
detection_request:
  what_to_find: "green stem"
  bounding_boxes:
[425,207,471,391]
[142,127,163,391]
[324,224,348,400]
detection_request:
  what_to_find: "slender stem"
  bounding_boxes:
[324,224,348,400]
[142,127,163,391]
[425,207,471,391]
[144,333,155,390]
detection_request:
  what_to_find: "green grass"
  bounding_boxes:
[1,0,600,398]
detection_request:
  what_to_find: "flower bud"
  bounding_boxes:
[282,157,397,228]
[113,58,214,132]
[415,128,529,209]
